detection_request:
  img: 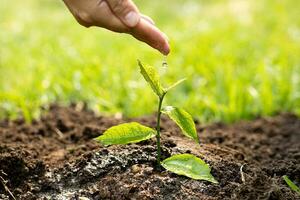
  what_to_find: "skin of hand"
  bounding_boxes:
[63,0,170,55]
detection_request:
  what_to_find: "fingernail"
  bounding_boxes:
[141,14,155,25]
[161,33,170,55]
[162,32,169,42]
[124,11,140,27]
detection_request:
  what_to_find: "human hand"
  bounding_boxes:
[63,0,170,55]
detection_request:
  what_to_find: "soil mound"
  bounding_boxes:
[0,105,299,199]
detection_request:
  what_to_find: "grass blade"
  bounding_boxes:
[283,175,300,195]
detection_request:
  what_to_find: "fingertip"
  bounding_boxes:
[160,33,170,55]
[130,18,171,55]
[161,42,170,55]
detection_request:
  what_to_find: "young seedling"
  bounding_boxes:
[283,175,300,195]
[95,61,217,183]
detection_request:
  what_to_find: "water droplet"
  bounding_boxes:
[162,56,168,68]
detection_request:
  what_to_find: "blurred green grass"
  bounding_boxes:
[0,0,299,123]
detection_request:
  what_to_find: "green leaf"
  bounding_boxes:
[162,106,198,142]
[94,122,156,146]
[161,154,218,183]
[283,175,300,195]
[166,78,186,91]
[138,60,164,97]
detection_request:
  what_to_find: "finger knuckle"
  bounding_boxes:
[111,0,126,13]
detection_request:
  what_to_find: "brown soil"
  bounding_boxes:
[0,105,299,200]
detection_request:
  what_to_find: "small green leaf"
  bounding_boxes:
[138,60,164,97]
[161,154,218,183]
[94,122,156,146]
[166,78,186,91]
[283,175,300,195]
[162,106,198,142]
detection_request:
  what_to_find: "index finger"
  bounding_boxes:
[130,18,170,55]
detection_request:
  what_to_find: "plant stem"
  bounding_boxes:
[156,92,166,165]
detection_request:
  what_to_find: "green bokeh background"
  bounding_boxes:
[0,0,299,122]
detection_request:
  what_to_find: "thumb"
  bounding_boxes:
[106,0,140,27]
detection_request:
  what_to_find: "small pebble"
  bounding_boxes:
[131,164,141,174]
